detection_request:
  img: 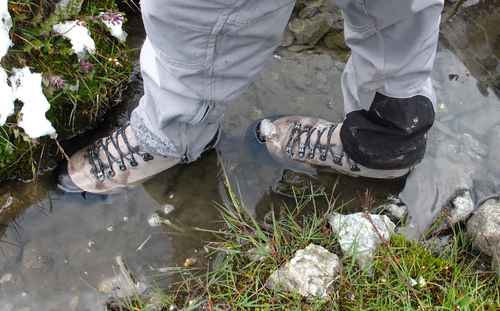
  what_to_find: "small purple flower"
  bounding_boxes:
[100,12,125,26]
[79,59,94,73]
[48,75,65,89]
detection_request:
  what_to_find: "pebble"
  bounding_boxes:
[0,273,12,284]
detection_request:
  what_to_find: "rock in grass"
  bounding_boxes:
[328,213,395,270]
[266,244,341,298]
[447,190,475,225]
[466,199,500,274]
[377,196,408,222]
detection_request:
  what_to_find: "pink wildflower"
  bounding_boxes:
[79,59,94,73]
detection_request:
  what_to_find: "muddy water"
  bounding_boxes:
[1,4,500,310]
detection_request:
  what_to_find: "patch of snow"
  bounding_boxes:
[329,212,395,270]
[9,67,56,138]
[53,21,96,58]
[99,12,127,43]
[0,67,15,125]
[0,0,12,61]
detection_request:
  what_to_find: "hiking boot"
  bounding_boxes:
[58,125,180,194]
[257,116,410,179]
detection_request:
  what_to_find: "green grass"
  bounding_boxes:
[115,177,499,311]
[0,0,133,181]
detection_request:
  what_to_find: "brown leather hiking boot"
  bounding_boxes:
[58,125,180,194]
[257,116,410,179]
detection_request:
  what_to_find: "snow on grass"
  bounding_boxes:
[0,0,12,61]
[53,20,96,58]
[10,67,56,138]
[0,68,15,126]
[99,12,127,43]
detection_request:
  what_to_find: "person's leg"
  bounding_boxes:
[131,0,296,162]
[259,0,443,178]
[59,0,296,193]
[338,0,443,169]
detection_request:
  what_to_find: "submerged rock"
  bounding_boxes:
[266,244,341,298]
[466,199,500,274]
[328,213,396,269]
[98,256,147,298]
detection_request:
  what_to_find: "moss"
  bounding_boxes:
[0,0,133,181]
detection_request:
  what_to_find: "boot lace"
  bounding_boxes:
[88,126,155,182]
[285,121,360,172]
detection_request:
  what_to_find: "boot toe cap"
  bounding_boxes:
[57,163,85,194]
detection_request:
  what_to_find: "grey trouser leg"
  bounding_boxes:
[338,0,444,113]
[131,0,443,162]
[131,0,295,161]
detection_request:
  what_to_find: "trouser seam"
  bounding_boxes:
[204,0,246,116]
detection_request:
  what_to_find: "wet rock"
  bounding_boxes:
[288,14,331,46]
[0,193,15,215]
[98,256,148,298]
[328,212,395,269]
[0,273,12,284]
[21,247,53,271]
[487,125,500,176]
[445,190,475,225]
[323,31,349,51]
[466,199,500,274]
[266,244,341,298]
[281,29,295,48]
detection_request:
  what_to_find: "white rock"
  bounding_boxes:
[53,21,96,58]
[378,196,408,221]
[463,0,480,7]
[0,67,15,126]
[328,212,395,269]
[448,190,475,225]
[0,0,12,61]
[466,199,500,274]
[99,12,128,43]
[9,67,56,138]
[266,244,341,298]
[0,273,12,284]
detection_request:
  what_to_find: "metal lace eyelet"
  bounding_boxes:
[350,164,361,172]
[130,160,138,167]
[298,144,306,158]
[107,169,115,178]
[119,164,127,171]
[143,153,154,161]
[320,148,328,161]
[96,171,105,182]
[333,153,343,165]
